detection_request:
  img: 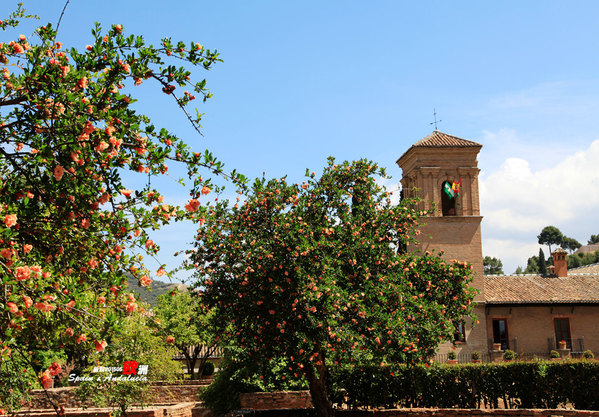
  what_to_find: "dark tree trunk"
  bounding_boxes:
[303,360,333,417]
[197,344,219,377]
[182,345,200,380]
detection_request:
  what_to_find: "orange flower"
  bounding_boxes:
[95,141,109,152]
[22,295,33,308]
[185,198,200,212]
[165,336,175,344]
[139,275,151,286]
[30,265,42,277]
[53,165,65,181]
[4,214,17,228]
[40,370,53,389]
[87,258,98,269]
[98,192,111,204]
[48,362,61,376]
[121,189,133,198]
[15,266,31,281]
[12,43,24,54]
[7,302,18,314]
[201,186,210,195]
[77,77,88,89]
[95,340,108,352]
[76,333,86,343]
[34,302,55,312]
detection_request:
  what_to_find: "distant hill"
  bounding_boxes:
[125,275,188,307]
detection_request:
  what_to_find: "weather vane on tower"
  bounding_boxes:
[430,109,442,131]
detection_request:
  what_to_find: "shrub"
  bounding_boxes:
[471,351,481,361]
[201,353,307,414]
[550,350,560,358]
[448,350,457,360]
[503,349,516,361]
[583,350,595,359]
[201,361,215,376]
[329,361,599,410]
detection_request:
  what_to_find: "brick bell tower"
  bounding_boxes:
[396,130,487,354]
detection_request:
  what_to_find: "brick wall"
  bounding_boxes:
[225,409,599,417]
[15,403,214,417]
[239,391,313,409]
[486,304,599,354]
[25,384,204,409]
[336,410,599,417]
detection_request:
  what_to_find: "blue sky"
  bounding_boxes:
[13,1,599,277]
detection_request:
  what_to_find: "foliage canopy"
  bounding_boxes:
[190,158,476,416]
[0,4,239,410]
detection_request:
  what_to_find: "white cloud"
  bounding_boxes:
[480,139,599,272]
[376,176,401,206]
[482,238,541,274]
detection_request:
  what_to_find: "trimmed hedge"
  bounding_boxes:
[330,361,599,410]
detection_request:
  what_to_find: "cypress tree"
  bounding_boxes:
[539,248,547,275]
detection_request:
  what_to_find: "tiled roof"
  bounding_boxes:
[412,131,482,148]
[570,263,599,274]
[485,274,599,304]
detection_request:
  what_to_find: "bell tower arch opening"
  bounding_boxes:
[441,180,456,216]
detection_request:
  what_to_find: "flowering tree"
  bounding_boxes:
[154,289,220,379]
[190,158,477,417]
[0,5,239,411]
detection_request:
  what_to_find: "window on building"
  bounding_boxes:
[441,181,456,216]
[554,318,572,349]
[492,319,509,350]
[454,321,466,343]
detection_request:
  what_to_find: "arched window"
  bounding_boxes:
[441,181,456,216]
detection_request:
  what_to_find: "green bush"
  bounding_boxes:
[583,350,595,359]
[471,351,481,361]
[201,361,215,377]
[200,359,257,414]
[201,352,307,414]
[448,350,457,360]
[550,349,560,358]
[503,349,516,361]
[329,361,599,410]
[201,359,599,413]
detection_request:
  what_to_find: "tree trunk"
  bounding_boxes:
[182,346,199,380]
[303,361,333,417]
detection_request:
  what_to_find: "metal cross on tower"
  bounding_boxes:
[430,109,442,131]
